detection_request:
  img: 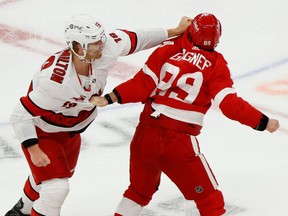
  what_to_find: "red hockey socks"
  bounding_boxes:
[20,175,40,215]
[24,175,40,201]
[195,189,226,216]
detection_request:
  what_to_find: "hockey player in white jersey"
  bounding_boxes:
[5,14,191,216]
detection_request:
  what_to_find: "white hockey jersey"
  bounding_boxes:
[10,28,168,145]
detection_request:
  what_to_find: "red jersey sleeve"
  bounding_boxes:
[219,93,265,129]
[115,69,156,104]
[115,38,179,104]
[206,53,267,130]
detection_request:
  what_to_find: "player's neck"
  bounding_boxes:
[73,56,90,76]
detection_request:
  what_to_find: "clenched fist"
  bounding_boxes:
[266,118,280,133]
[27,144,51,167]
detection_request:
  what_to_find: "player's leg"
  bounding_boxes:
[195,189,225,216]
[114,197,143,216]
[32,178,70,216]
[5,175,40,216]
[162,132,225,216]
[31,130,80,215]
[24,128,80,215]
[114,124,162,216]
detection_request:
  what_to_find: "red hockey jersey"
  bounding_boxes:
[115,32,265,135]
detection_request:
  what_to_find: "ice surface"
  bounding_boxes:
[0,0,288,215]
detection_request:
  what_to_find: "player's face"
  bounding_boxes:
[85,37,106,61]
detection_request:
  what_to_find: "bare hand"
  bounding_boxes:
[27,144,51,167]
[265,118,280,133]
[177,16,193,33]
[89,96,108,107]
[168,16,192,37]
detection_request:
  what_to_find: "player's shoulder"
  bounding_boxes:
[199,49,227,65]
[160,35,181,47]
[103,29,133,56]
[211,51,228,66]
[40,48,71,72]
[148,37,180,60]
[204,50,231,78]
[106,29,130,46]
[36,48,73,89]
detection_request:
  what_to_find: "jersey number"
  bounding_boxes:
[157,63,203,104]
[109,33,122,43]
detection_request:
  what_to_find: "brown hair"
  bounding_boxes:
[72,41,80,52]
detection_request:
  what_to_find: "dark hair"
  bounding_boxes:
[72,41,80,52]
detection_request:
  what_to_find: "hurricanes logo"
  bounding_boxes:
[62,101,77,108]
[72,95,86,101]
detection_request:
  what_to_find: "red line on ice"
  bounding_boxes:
[0,0,17,7]
[0,23,138,78]
[0,23,63,45]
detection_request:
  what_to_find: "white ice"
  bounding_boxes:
[0,0,288,215]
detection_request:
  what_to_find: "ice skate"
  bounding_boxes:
[5,198,30,216]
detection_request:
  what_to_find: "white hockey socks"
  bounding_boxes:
[115,197,143,216]
[33,178,70,216]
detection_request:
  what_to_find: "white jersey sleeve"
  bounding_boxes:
[105,28,168,56]
[134,28,168,51]
[10,101,38,144]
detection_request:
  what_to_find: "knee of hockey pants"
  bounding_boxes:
[114,197,143,216]
[195,189,226,216]
[33,178,70,216]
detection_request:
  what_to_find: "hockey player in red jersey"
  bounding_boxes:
[89,13,280,215]
[5,14,191,216]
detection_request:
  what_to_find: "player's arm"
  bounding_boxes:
[132,16,192,48]
[10,101,51,167]
[90,68,156,106]
[210,59,279,133]
[219,93,268,129]
[108,16,191,56]
[90,46,167,107]
[10,78,64,166]
[217,93,279,132]
[10,101,38,148]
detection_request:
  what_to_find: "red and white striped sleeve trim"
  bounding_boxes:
[119,29,138,55]
[213,87,236,106]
